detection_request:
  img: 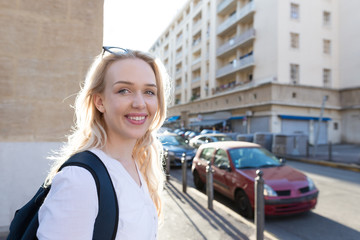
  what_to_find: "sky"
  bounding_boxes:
[103,0,189,52]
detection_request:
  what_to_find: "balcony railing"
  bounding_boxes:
[192,57,201,65]
[217,0,235,14]
[216,54,254,78]
[192,21,202,33]
[217,28,255,56]
[192,76,201,83]
[217,1,255,34]
[175,53,182,63]
[176,35,183,46]
[193,1,202,14]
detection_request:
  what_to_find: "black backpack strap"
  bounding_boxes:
[60,150,118,240]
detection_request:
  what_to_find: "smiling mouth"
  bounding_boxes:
[128,116,146,121]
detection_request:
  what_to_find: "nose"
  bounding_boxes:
[132,92,146,109]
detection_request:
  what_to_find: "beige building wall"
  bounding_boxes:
[253,0,278,82]
[0,0,104,229]
[338,0,360,89]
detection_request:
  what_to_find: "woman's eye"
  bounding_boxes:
[118,89,130,94]
[145,90,156,96]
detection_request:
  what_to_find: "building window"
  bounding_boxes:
[290,33,300,48]
[323,11,331,26]
[291,3,299,19]
[323,68,331,87]
[323,39,331,54]
[290,64,299,84]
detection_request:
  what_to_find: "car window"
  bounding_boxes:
[158,135,188,146]
[199,147,216,162]
[229,147,281,169]
[214,149,230,169]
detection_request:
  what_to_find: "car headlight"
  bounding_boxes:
[307,176,316,191]
[264,184,277,197]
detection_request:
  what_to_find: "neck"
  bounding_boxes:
[103,136,137,164]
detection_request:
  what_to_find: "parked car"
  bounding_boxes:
[189,133,233,148]
[191,141,319,218]
[200,129,222,135]
[158,133,197,167]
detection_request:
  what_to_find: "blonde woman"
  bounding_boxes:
[37,47,169,239]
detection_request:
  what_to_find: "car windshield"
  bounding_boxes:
[229,147,281,169]
[158,135,188,146]
[213,135,233,141]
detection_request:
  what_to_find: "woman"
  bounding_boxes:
[37,47,169,239]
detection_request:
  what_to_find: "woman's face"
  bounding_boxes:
[95,58,158,142]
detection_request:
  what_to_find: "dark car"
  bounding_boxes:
[191,141,319,218]
[158,133,197,167]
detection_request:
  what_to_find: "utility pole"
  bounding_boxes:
[313,96,328,157]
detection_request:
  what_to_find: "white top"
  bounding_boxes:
[37,149,158,240]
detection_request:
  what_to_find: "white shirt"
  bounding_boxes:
[37,149,158,240]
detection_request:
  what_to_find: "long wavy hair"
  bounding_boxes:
[45,49,170,217]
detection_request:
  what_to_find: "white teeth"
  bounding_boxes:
[128,116,145,121]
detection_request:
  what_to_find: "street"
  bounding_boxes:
[169,161,360,240]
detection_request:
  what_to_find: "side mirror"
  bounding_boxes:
[219,164,231,172]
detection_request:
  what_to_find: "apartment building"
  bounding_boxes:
[150,0,360,144]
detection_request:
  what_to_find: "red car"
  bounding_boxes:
[191,141,319,217]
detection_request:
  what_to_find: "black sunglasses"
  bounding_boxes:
[102,46,129,56]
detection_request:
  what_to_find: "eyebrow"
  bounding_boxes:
[113,80,157,88]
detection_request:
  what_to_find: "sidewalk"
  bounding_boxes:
[159,178,277,240]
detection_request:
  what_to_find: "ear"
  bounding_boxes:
[94,93,105,113]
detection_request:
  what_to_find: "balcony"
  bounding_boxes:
[175,69,182,79]
[193,21,202,34]
[217,28,255,56]
[175,53,182,63]
[176,35,183,47]
[193,1,202,14]
[175,85,181,93]
[216,54,254,78]
[217,0,236,15]
[217,1,255,35]
[192,57,201,66]
[192,76,201,83]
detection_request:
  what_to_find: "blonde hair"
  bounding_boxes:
[45,49,170,217]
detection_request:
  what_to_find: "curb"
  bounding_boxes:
[283,156,360,173]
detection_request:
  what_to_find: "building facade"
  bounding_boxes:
[150,0,360,144]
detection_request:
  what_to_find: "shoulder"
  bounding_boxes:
[38,166,98,239]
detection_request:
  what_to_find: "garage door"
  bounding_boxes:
[250,117,269,133]
[282,119,309,135]
[282,119,328,144]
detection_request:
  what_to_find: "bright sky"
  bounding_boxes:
[103,0,189,52]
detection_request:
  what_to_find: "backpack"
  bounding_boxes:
[7,150,118,240]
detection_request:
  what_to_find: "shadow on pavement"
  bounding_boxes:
[165,181,249,239]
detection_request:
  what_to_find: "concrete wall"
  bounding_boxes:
[0,142,63,228]
[277,0,339,87]
[0,0,104,229]
[253,0,278,82]
[338,0,360,89]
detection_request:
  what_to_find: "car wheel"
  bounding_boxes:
[193,170,204,190]
[235,190,253,218]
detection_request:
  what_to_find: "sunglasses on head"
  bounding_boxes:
[102,46,129,56]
